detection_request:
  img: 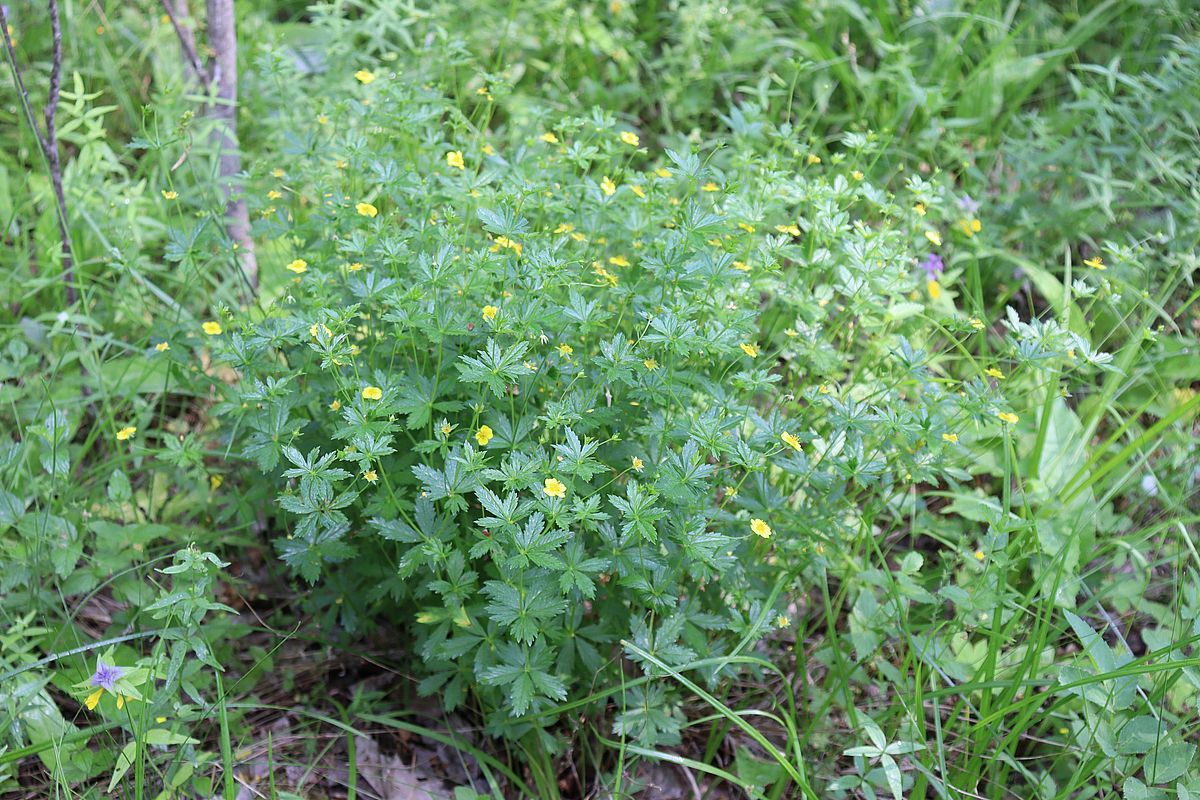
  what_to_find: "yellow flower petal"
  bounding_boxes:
[475,425,494,446]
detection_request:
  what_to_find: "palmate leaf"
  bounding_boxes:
[479,640,567,717]
[552,428,607,481]
[609,480,667,543]
[456,339,532,398]
[474,485,528,534]
[558,539,609,599]
[413,458,478,513]
[392,372,439,429]
[613,685,684,747]
[482,579,567,645]
[476,206,530,238]
[504,512,569,571]
[275,525,356,583]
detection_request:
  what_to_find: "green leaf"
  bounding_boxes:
[1119,716,1166,755]
[1145,742,1196,785]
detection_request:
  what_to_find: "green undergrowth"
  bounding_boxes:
[2,1,1198,798]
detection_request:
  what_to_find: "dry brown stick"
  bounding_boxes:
[0,1,78,307]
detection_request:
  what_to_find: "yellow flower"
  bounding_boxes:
[942,432,958,443]
[202,321,222,335]
[440,423,453,437]
[851,170,864,181]
[446,150,465,170]
[806,153,821,165]
[750,518,772,539]
[997,411,1019,424]
[540,132,560,144]
[482,143,495,156]
[85,689,104,710]
[775,614,790,628]
[593,264,619,286]
[927,280,942,300]
[619,131,640,146]
[733,261,750,272]
[543,477,567,498]
[600,176,617,196]
[482,305,499,322]
[267,190,282,201]
[1084,256,1105,270]
[985,367,1006,380]
[631,456,644,472]
[155,341,170,352]
[655,167,672,178]
[271,168,285,178]
[286,258,308,274]
[475,425,494,446]
[354,69,376,84]
[740,342,760,358]
[317,114,329,125]
[330,399,342,411]
[974,549,986,561]
[523,360,538,372]
[643,358,658,370]
[489,236,523,255]
[349,262,364,272]
[356,202,378,218]
[161,190,178,200]
[780,431,802,452]
[630,184,646,198]
[958,218,982,237]
[554,222,575,234]
[969,317,985,330]
[914,202,926,216]
[363,470,378,483]
[609,255,630,267]
[361,386,383,401]
[557,343,573,358]
[738,222,756,234]
[775,224,801,237]
[925,230,942,246]
[116,426,137,441]
[571,231,587,242]
[701,181,720,192]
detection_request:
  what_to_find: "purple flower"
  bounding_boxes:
[958,194,980,215]
[918,253,944,279]
[90,662,124,692]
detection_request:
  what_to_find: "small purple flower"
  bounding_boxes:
[958,194,980,215]
[918,253,944,279]
[90,662,124,692]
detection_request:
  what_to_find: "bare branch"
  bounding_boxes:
[0,2,78,307]
[43,0,76,306]
[159,0,209,90]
